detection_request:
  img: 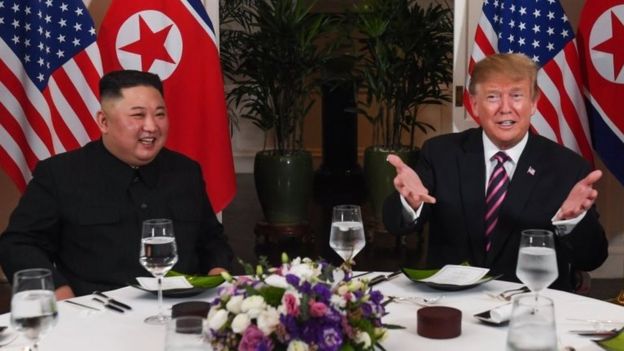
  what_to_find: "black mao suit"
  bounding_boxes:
[383,128,608,291]
[0,140,233,295]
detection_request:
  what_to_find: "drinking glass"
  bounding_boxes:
[140,218,178,325]
[165,316,210,351]
[515,229,558,296]
[506,294,557,351]
[10,268,58,350]
[329,204,365,270]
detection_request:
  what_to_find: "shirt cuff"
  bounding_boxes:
[551,210,587,236]
[400,195,423,224]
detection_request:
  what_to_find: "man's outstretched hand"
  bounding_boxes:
[556,170,602,220]
[386,154,436,210]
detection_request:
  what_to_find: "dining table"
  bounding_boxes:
[0,273,622,350]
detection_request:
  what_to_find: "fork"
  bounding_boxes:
[387,295,444,306]
[486,286,530,301]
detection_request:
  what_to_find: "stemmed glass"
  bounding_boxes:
[329,205,366,271]
[515,229,558,298]
[10,268,58,350]
[140,218,178,325]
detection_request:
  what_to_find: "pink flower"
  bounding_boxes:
[282,292,300,317]
[238,324,273,351]
[309,300,327,318]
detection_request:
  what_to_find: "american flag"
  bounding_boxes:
[466,0,594,162]
[0,0,102,190]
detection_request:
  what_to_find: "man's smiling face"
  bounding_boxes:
[470,74,537,150]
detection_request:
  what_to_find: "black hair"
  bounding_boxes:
[99,70,164,101]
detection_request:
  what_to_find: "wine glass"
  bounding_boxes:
[140,218,178,325]
[329,205,365,271]
[515,229,558,297]
[10,268,58,350]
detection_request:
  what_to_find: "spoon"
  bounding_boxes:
[387,295,444,306]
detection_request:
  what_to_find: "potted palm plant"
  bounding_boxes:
[220,0,335,226]
[350,0,454,222]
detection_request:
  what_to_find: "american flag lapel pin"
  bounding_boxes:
[527,166,536,176]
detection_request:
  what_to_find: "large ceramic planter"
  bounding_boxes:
[363,146,419,222]
[254,150,313,225]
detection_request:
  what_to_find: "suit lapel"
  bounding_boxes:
[486,133,543,265]
[458,129,487,267]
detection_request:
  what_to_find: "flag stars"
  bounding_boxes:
[547,42,554,51]
[37,73,44,82]
[38,26,43,34]
[510,4,516,12]
[493,0,499,8]
[25,23,31,31]
[533,9,541,18]
[75,7,83,16]
[11,2,18,12]
[88,27,95,35]
[37,57,44,66]
[0,17,4,25]
[24,38,30,47]
[60,2,68,12]
[38,42,44,50]
[561,14,568,22]
[37,10,42,18]
[532,39,540,48]
[44,30,50,38]
[58,18,67,27]
[72,37,80,46]
[56,34,65,43]
[532,24,541,33]
[0,1,4,8]
[509,20,516,28]
[11,18,18,28]
[493,15,499,23]
[73,22,81,31]
[547,27,554,36]
[56,49,64,58]
[25,6,31,15]
[44,14,51,23]
[45,0,52,7]
[508,34,515,43]
[547,0,555,4]
[11,34,19,44]
[518,37,526,46]
[45,45,50,53]
[519,7,527,16]
[547,11,555,20]
[519,22,526,31]
[561,29,569,38]
[24,54,30,63]
[532,55,540,62]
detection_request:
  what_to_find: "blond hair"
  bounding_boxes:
[469,53,539,100]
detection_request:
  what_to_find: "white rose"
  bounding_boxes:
[355,331,372,348]
[287,340,310,351]
[241,295,266,319]
[207,305,220,321]
[207,309,229,330]
[330,294,346,309]
[226,295,244,314]
[337,285,349,296]
[231,313,251,334]
[288,263,318,281]
[349,280,363,292]
[257,307,280,335]
[265,274,289,289]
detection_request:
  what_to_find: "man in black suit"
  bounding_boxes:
[0,70,233,299]
[383,53,607,291]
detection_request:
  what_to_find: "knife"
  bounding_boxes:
[92,297,125,313]
[65,300,102,311]
[369,271,402,286]
[93,291,132,310]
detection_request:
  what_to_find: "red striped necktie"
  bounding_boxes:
[484,151,510,252]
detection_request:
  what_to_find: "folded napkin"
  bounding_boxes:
[136,276,193,291]
[489,303,513,323]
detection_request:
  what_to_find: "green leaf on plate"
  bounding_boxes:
[401,267,440,281]
[166,271,225,288]
[596,327,624,351]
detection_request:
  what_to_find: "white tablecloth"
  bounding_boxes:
[0,274,622,350]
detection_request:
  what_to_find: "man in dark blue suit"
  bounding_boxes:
[383,53,607,291]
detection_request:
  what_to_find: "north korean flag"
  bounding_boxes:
[577,1,624,185]
[97,0,236,212]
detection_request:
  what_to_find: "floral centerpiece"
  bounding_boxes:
[206,254,398,351]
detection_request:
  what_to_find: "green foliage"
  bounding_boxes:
[220,0,337,154]
[350,0,453,150]
[166,270,225,288]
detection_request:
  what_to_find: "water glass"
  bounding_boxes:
[165,316,209,351]
[329,204,365,270]
[515,229,558,295]
[506,294,557,351]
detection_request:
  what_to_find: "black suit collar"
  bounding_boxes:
[94,139,160,188]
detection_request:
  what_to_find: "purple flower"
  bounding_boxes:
[286,274,301,287]
[318,326,343,351]
[238,325,273,351]
[361,302,372,317]
[280,314,300,340]
[300,281,312,294]
[369,290,383,304]
[312,283,331,302]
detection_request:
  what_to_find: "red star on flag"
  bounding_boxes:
[119,15,175,71]
[593,10,624,80]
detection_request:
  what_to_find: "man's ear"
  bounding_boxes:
[531,91,541,116]
[96,110,108,134]
[469,94,479,118]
